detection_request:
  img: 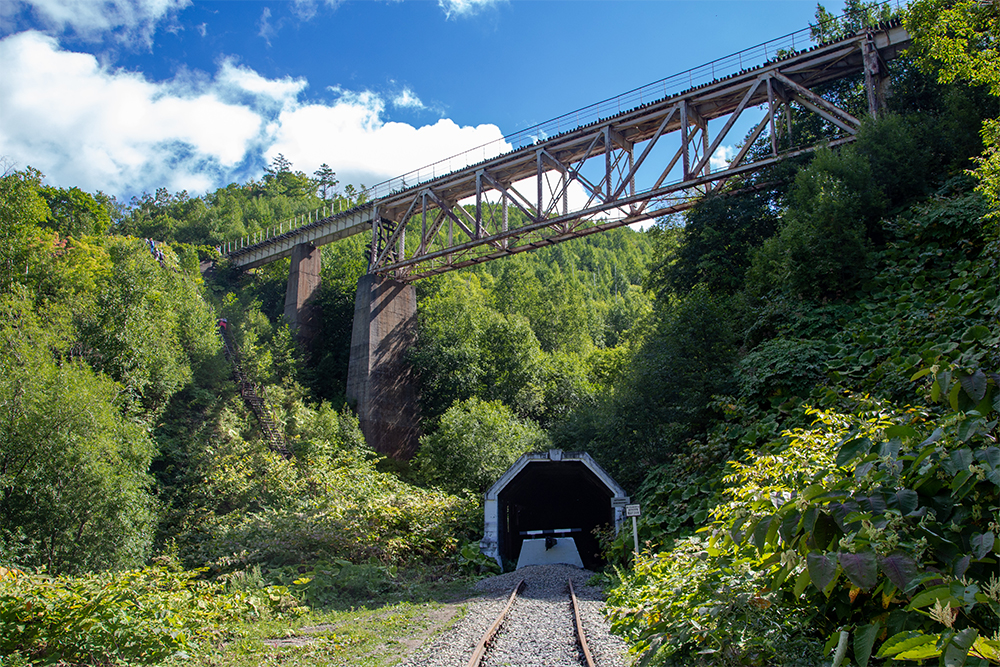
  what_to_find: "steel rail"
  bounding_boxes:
[466,579,524,667]
[569,578,597,667]
[466,578,597,667]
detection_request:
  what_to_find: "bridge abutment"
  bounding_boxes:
[284,243,322,344]
[346,274,421,459]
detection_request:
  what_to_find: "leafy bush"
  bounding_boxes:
[413,397,549,494]
[607,537,824,666]
[0,564,301,665]
[609,393,1000,666]
[737,338,829,407]
[182,452,481,569]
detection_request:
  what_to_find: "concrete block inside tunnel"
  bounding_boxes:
[481,449,628,571]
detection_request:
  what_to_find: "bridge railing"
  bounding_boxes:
[226,0,904,257]
[357,0,903,202]
[222,198,365,254]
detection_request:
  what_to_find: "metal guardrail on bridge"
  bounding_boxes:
[227,1,908,273]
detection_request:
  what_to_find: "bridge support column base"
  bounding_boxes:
[284,243,321,345]
[346,274,420,459]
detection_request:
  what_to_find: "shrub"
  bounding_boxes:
[0,564,300,665]
[413,397,550,494]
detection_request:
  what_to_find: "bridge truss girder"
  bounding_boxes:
[368,23,907,282]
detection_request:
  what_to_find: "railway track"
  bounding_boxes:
[467,577,596,667]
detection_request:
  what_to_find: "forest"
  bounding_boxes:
[1,0,998,665]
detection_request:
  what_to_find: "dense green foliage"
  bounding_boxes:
[0,564,301,665]
[3,2,999,664]
[413,397,550,494]
[592,4,1000,661]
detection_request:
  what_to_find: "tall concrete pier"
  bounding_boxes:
[284,243,321,344]
[346,274,421,459]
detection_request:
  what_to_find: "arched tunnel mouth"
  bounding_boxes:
[496,460,616,571]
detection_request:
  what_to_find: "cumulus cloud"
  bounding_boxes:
[0,31,509,199]
[1,0,189,46]
[268,100,508,189]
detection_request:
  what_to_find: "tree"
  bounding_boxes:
[0,168,50,292]
[810,0,896,43]
[907,0,1000,211]
[0,290,157,573]
[648,189,780,298]
[262,154,314,199]
[412,397,549,494]
[313,163,339,201]
[39,185,112,238]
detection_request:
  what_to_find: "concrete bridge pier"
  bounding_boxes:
[284,243,322,344]
[346,274,421,459]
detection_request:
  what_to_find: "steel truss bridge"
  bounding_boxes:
[227,20,910,281]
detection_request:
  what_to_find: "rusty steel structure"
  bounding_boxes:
[226,21,910,279]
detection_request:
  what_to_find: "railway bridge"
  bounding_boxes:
[223,20,911,458]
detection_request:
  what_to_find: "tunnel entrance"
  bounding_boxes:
[482,450,628,571]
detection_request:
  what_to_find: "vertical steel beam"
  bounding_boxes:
[680,100,690,181]
[502,196,508,249]
[398,218,405,264]
[767,76,778,156]
[367,212,379,273]
[862,32,884,118]
[562,170,568,217]
[536,149,544,217]
[604,126,613,200]
[475,170,483,238]
[702,122,710,177]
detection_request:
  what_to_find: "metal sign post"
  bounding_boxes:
[625,504,641,558]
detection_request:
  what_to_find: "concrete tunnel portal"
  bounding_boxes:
[482,450,628,571]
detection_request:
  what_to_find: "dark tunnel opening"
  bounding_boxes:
[497,460,615,571]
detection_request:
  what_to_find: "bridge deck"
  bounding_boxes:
[228,22,909,272]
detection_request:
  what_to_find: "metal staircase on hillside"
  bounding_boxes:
[217,322,291,458]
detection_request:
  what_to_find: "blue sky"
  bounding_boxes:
[0,0,827,201]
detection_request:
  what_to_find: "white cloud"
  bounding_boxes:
[290,0,342,21]
[710,144,735,172]
[438,0,504,19]
[0,30,510,200]
[2,0,189,46]
[268,102,508,189]
[258,7,276,46]
[392,88,425,110]
[217,59,307,104]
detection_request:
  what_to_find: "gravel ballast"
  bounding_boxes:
[399,564,628,667]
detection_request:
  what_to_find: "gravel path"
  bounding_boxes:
[400,564,628,667]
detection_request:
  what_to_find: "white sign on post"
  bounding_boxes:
[625,504,641,557]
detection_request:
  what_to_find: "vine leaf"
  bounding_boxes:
[838,550,878,590]
[876,631,936,659]
[836,437,871,467]
[807,552,838,592]
[854,622,880,667]
[958,369,987,402]
[943,628,978,667]
[971,532,995,560]
[878,551,918,591]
